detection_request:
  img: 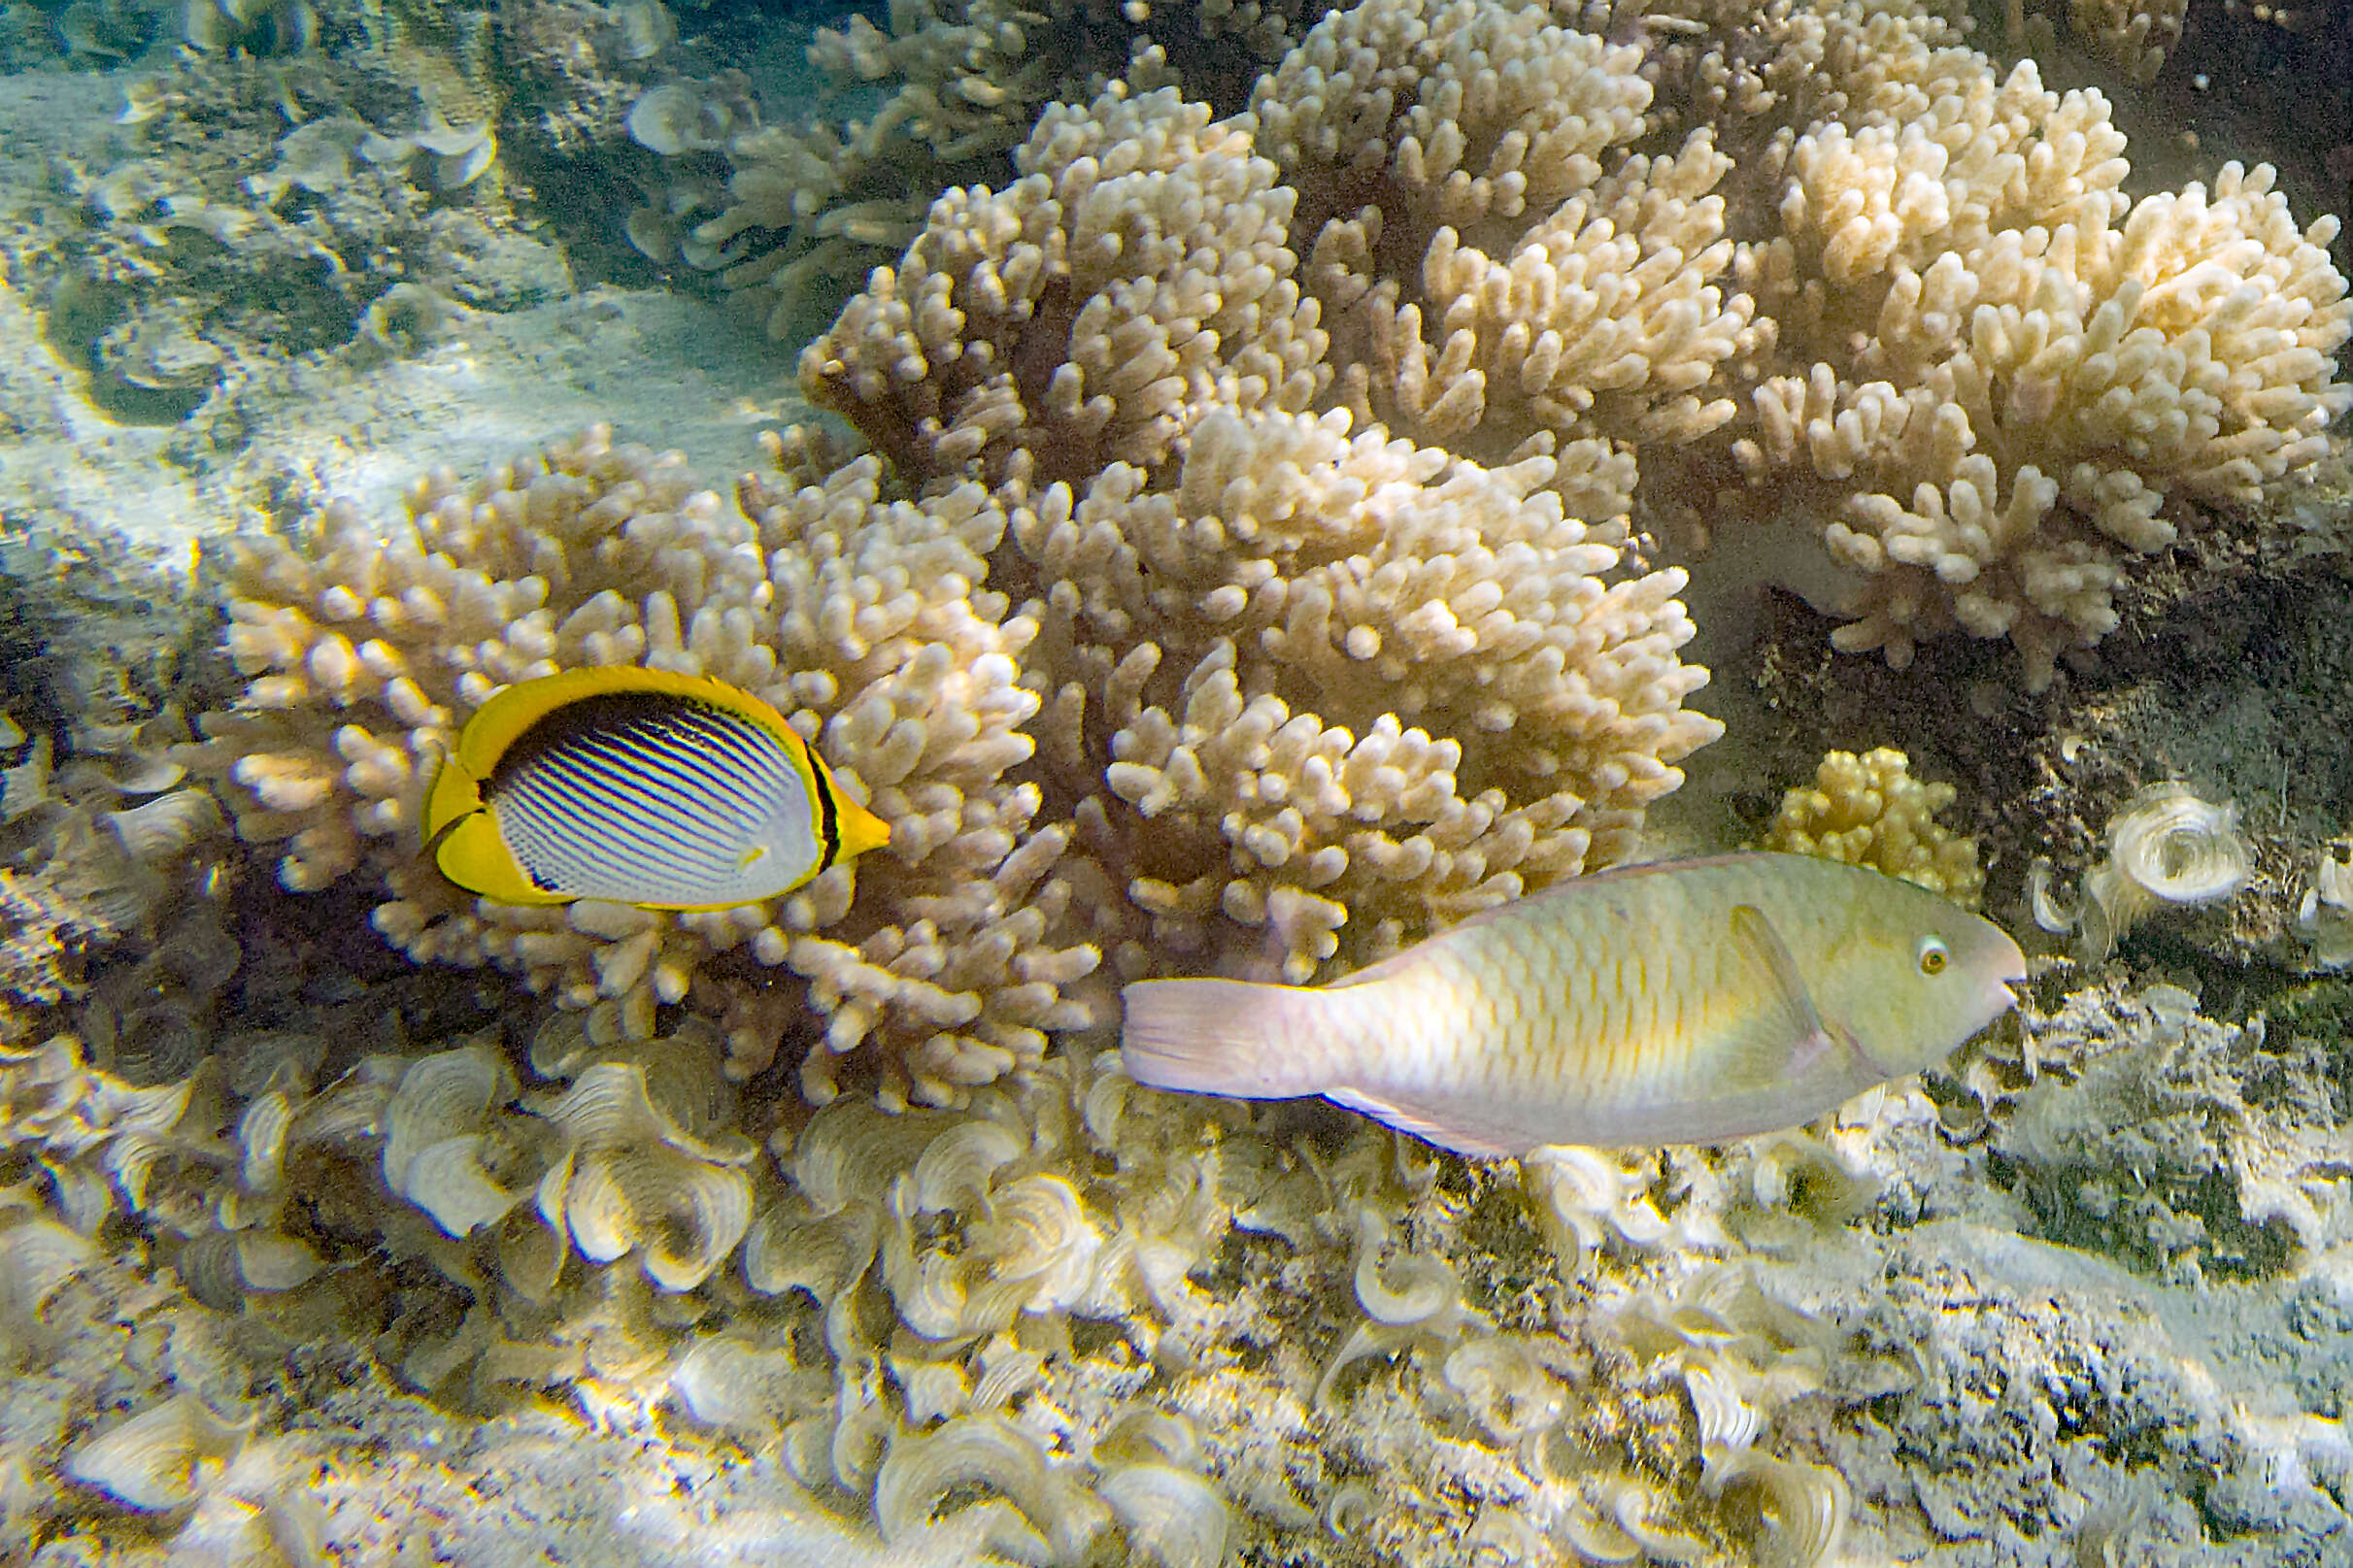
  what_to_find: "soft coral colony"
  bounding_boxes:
[159,0,2351,1554]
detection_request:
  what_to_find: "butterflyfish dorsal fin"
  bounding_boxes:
[1722,903,1836,1090]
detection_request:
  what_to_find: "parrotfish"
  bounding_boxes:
[1119,853,2025,1155]
[422,667,890,911]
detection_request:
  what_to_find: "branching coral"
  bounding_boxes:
[1237,0,2349,687]
[189,427,1092,1110]
[802,83,1328,493]
[1704,7,2350,684]
[1254,0,1763,484]
[199,71,1729,1091]
[804,80,1725,983]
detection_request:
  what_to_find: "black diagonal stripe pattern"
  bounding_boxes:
[487,691,814,904]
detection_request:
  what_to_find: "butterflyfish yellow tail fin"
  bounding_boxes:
[831,794,891,863]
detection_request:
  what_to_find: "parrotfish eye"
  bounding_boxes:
[1916,935,1950,977]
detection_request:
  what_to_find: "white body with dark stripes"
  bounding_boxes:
[491,692,824,906]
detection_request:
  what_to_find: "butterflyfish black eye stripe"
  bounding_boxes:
[421,668,892,912]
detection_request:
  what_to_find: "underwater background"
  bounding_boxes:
[2,0,2352,1561]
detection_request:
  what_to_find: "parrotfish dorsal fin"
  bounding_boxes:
[1722,904,1836,1090]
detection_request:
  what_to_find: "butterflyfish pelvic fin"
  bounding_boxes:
[1723,903,1836,1088]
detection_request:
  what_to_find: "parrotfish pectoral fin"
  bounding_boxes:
[1120,977,1331,1100]
[1323,1087,1523,1159]
[1723,903,1837,1089]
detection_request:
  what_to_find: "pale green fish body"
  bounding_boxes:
[1119,853,2026,1156]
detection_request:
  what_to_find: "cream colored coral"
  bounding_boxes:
[2071,782,2252,961]
[2067,0,2185,83]
[535,1059,756,1292]
[1258,0,1759,472]
[190,427,1094,1110]
[635,0,1323,337]
[2295,842,2353,968]
[1765,748,1982,908]
[1731,50,2352,685]
[2001,0,2186,84]
[801,82,1328,492]
[1013,402,1720,983]
[806,78,1724,984]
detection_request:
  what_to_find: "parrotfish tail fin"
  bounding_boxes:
[1119,978,1333,1101]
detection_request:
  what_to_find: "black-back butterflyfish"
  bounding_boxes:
[421,667,891,911]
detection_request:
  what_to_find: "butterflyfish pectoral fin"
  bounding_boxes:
[1723,903,1837,1089]
[420,740,483,851]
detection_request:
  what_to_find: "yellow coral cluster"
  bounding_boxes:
[1765,747,1983,908]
